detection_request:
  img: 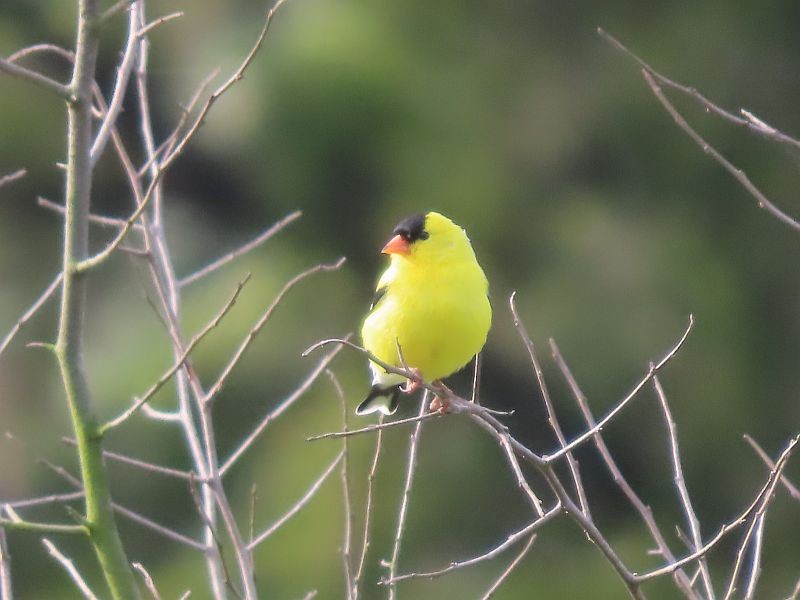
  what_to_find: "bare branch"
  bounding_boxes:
[510,292,590,516]
[136,12,184,39]
[550,339,698,598]
[179,210,302,287]
[498,434,545,517]
[640,68,800,232]
[0,272,63,358]
[386,393,429,599]
[248,451,344,550]
[7,44,73,64]
[38,197,147,231]
[725,512,767,600]
[328,371,354,600]
[3,491,85,509]
[635,433,799,583]
[0,169,26,189]
[100,0,134,22]
[597,28,800,151]
[544,314,694,463]
[133,562,162,600]
[0,56,70,98]
[652,375,714,599]
[307,411,443,442]
[479,533,537,600]
[385,505,560,585]
[90,1,140,165]
[160,0,292,169]
[744,434,800,501]
[204,258,346,404]
[42,538,99,600]
[101,275,251,433]
[222,341,347,473]
[0,528,11,600]
[353,414,385,600]
[62,438,193,481]
[0,506,85,536]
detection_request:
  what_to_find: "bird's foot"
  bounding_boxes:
[401,368,423,394]
[429,395,450,413]
[428,381,452,413]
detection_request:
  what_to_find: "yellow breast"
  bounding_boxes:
[361,258,491,381]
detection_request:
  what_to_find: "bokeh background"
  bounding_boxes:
[2,0,800,598]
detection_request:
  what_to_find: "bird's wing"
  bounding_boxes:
[368,264,397,312]
[369,285,388,311]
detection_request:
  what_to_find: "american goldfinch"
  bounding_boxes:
[357,212,491,416]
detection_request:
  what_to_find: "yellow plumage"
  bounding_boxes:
[357,212,491,415]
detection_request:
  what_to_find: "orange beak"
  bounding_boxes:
[381,234,410,255]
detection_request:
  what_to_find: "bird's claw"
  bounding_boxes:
[401,368,423,393]
[429,395,450,414]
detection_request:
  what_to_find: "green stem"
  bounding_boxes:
[55,1,139,598]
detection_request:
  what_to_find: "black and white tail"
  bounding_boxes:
[356,384,401,416]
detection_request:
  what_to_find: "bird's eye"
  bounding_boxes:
[419,231,429,241]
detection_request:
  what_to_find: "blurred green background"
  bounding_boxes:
[2,0,800,598]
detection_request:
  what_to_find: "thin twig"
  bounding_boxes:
[744,434,800,501]
[329,371,354,600]
[386,393,429,599]
[307,411,442,442]
[544,314,694,463]
[100,0,134,22]
[498,434,545,517]
[0,528,11,600]
[635,433,799,583]
[597,28,800,151]
[510,292,591,516]
[101,275,252,433]
[178,210,303,287]
[90,1,140,165]
[62,438,193,480]
[550,339,698,598]
[136,11,184,38]
[640,68,800,232]
[0,272,63,357]
[42,538,99,600]
[385,506,560,585]
[0,509,85,536]
[0,57,70,98]
[133,562,162,600]
[479,533,537,600]
[653,375,714,599]
[38,458,207,551]
[39,196,148,231]
[744,514,766,600]
[204,258,346,404]
[3,490,85,509]
[353,414,385,600]
[0,169,26,189]
[159,0,292,170]
[220,341,347,475]
[248,452,344,550]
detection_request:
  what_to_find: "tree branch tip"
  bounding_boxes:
[26,341,55,352]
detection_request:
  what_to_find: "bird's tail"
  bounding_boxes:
[356,384,401,416]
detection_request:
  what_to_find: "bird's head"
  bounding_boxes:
[381,212,473,265]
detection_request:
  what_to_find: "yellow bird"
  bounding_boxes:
[357,212,492,416]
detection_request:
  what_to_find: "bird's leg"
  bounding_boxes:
[401,367,423,393]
